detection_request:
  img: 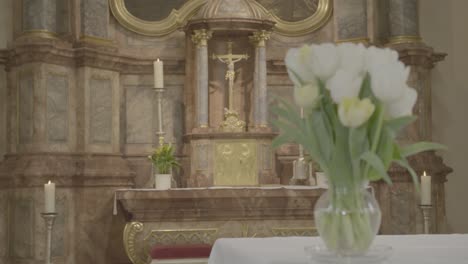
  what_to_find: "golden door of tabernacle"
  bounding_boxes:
[213,139,258,186]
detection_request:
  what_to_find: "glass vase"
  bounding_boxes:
[314,185,381,256]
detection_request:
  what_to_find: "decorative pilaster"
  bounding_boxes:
[250,30,270,128]
[334,0,368,43]
[388,0,421,44]
[21,0,57,38]
[191,29,212,128]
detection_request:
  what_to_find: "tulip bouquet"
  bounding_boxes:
[272,43,444,254]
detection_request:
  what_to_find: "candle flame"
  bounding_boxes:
[423,171,427,176]
[157,58,160,61]
[48,180,51,184]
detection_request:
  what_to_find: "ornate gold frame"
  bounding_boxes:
[109,0,332,37]
[109,0,207,36]
[266,0,333,36]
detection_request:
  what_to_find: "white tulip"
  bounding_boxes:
[338,43,367,76]
[309,43,340,81]
[294,82,320,108]
[338,97,375,128]
[365,46,399,71]
[385,87,417,118]
[285,45,315,86]
[326,69,363,104]
[369,62,410,103]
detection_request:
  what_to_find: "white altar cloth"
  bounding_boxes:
[208,235,468,264]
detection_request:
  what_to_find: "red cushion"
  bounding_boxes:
[150,244,212,260]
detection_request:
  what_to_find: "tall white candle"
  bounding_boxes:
[421,171,432,205]
[154,59,164,88]
[44,180,56,213]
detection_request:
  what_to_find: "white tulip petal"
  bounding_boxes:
[326,69,363,104]
[309,43,340,81]
[386,87,417,118]
[285,46,316,86]
[369,62,409,103]
[294,83,320,108]
[338,97,375,128]
[338,43,367,76]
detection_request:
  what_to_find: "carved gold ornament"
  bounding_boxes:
[109,0,206,36]
[109,0,332,36]
[260,0,333,36]
[219,109,246,132]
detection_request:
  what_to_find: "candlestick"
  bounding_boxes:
[419,204,432,234]
[41,212,57,264]
[44,181,55,213]
[154,87,165,146]
[154,59,164,88]
[421,171,432,205]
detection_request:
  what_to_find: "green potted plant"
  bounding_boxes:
[148,144,180,190]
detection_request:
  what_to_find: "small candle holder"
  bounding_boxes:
[41,212,58,264]
[419,204,432,234]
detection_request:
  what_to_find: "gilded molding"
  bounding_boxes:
[110,0,331,37]
[123,222,147,264]
[79,35,115,47]
[143,228,218,246]
[268,0,333,36]
[249,30,271,47]
[336,37,369,45]
[388,35,422,45]
[271,227,317,236]
[109,0,207,36]
[191,29,213,47]
[17,29,59,40]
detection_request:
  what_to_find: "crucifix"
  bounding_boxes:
[212,41,249,111]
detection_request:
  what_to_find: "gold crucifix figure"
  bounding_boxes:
[212,41,249,111]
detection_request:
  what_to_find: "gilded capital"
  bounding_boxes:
[249,30,271,47]
[191,29,213,47]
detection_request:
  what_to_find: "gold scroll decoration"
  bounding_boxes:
[124,225,218,264]
[259,0,333,36]
[109,0,206,36]
[214,140,258,186]
[123,222,148,264]
[271,227,317,237]
[109,0,332,37]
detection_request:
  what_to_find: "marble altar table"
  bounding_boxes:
[116,187,323,264]
[208,234,468,264]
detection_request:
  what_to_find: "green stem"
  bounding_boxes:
[364,104,385,179]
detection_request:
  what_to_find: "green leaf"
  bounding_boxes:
[270,105,302,129]
[394,159,420,192]
[385,116,417,138]
[348,126,368,181]
[400,142,447,157]
[377,127,394,169]
[272,133,293,149]
[359,74,372,99]
[360,151,392,185]
[348,126,369,159]
[311,111,333,162]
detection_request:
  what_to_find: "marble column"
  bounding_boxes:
[334,0,368,43]
[250,30,270,128]
[388,0,421,44]
[191,29,212,128]
[22,0,57,35]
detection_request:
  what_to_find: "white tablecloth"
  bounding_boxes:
[208,235,468,264]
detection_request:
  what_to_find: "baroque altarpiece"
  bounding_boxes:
[0,0,451,264]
